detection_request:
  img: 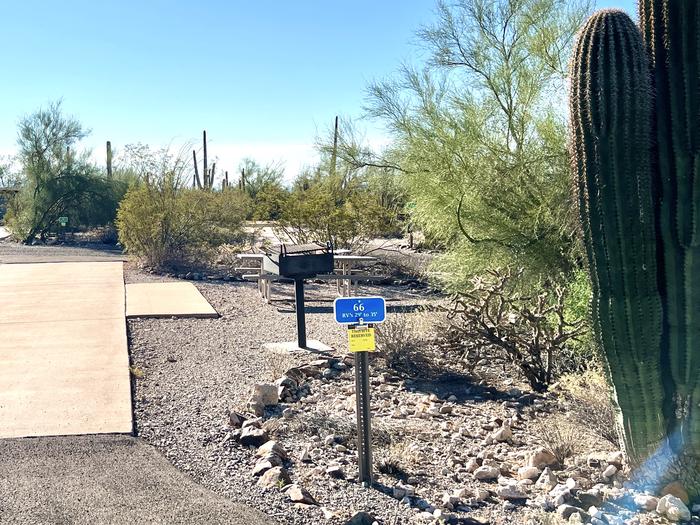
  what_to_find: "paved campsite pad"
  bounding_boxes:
[0,261,132,438]
[0,434,274,525]
[125,281,218,318]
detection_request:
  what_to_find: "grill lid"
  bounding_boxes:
[269,243,331,256]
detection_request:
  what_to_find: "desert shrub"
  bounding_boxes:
[558,370,620,446]
[251,182,287,221]
[8,101,126,242]
[276,170,398,251]
[533,418,579,465]
[376,438,415,479]
[444,268,586,392]
[375,315,417,370]
[7,163,125,242]
[559,268,599,370]
[116,175,247,267]
[375,310,447,377]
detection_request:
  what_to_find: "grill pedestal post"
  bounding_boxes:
[294,278,307,349]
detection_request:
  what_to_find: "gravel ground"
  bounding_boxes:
[127,266,439,525]
[3,240,655,525]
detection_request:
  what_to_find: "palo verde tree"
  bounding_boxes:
[7,101,122,242]
[365,0,591,289]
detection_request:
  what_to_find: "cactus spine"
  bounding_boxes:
[570,9,666,463]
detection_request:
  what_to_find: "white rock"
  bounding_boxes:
[602,464,617,478]
[657,494,691,522]
[474,465,500,481]
[634,494,658,511]
[491,425,513,443]
[518,467,541,480]
[536,467,558,488]
[496,484,528,501]
[606,451,624,467]
[527,447,557,469]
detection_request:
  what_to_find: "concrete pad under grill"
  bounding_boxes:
[125,281,218,318]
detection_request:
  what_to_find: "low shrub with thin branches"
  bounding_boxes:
[443,268,586,392]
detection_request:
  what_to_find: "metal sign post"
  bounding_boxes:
[334,297,386,487]
[294,278,306,349]
[353,334,372,486]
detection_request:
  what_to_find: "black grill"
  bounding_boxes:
[263,243,334,278]
[262,243,335,349]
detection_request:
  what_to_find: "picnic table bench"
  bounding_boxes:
[235,253,380,303]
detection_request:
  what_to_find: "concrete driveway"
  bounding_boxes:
[0,262,132,438]
[0,251,275,524]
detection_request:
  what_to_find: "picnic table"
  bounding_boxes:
[235,252,378,302]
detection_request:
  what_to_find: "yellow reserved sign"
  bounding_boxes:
[348,327,376,352]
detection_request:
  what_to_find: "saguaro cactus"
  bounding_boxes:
[570,9,666,463]
[639,0,700,455]
[572,0,700,490]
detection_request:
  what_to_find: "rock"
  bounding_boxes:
[255,440,287,460]
[661,482,690,505]
[517,466,541,481]
[657,494,691,522]
[472,488,490,502]
[442,492,460,508]
[252,383,278,406]
[335,444,348,453]
[228,410,246,428]
[248,400,264,417]
[241,418,261,429]
[392,483,415,499]
[557,504,582,520]
[465,458,479,473]
[536,467,558,488]
[634,494,659,511]
[345,512,376,525]
[326,464,345,479]
[239,427,269,447]
[252,460,275,476]
[286,484,317,505]
[474,465,500,481]
[257,466,291,488]
[606,451,624,467]
[492,425,513,443]
[550,484,572,507]
[496,485,528,501]
[568,512,584,524]
[324,435,338,446]
[528,447,558,469]
[576,489,603,508]
[602,464,617,478]
[297,364,322,377]
[299,447,312,462]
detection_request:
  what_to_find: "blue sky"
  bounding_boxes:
[0,0,636,180]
